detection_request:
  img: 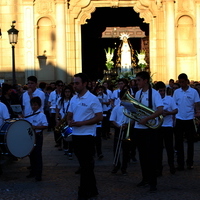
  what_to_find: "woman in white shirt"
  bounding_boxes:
[55,85,74,158]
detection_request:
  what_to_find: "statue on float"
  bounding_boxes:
[116,33,136,72]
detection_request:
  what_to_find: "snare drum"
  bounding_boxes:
[61,126,72,142]
[0,120,35,158]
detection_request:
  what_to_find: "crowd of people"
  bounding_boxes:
[0,71,200,199]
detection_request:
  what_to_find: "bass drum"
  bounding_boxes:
[0,120,35,158]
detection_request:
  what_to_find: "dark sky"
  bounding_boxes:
[81,7,149,80]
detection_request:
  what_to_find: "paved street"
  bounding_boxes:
[0,130,200,200]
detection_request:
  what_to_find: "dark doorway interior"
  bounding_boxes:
[81,7,149,80]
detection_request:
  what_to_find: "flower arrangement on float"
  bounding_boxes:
[136,50,147,70]
[104,47,115,70]
[116,71,135,81]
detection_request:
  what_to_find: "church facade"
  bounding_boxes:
[0,0,199,84]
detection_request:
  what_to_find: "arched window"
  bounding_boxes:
[177,15,194,55]
[37,17,55,56]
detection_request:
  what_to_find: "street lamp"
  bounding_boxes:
[7,21,19,85]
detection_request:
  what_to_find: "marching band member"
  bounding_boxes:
[0,101,10,175]
[173,73,200,170]
[111,78,128,107]
[25,97,48,181]
[55,85,74,158]
[110,89,130,175]
[155,81,178,176]
[67,73,103,200]
[22,76,45,117]
[48,80,63,148]
[134,71,163,193]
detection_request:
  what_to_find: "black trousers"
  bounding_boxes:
[29,134,43,176]
[94,127,103,157]
[135,128,158,187]
[72,135,98,199]
[174,119,195,167]
[102,111,111,138]
[157,127,175,171]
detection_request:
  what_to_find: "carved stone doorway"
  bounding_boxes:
[81,7,149,80]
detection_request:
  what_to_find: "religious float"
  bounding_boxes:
[103,33,149,86]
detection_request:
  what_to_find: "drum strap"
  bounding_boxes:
[24,111,40,118]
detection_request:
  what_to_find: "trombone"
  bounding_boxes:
[113,120,131,166]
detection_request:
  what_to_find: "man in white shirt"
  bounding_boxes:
[48,80,63,147]
[111,78,128,107]
[22,76,45,117]
[134,71,163,193]
[155,81,178,176]
[67,73,103,200]
[173,73,200,170]
[110,89,130,175]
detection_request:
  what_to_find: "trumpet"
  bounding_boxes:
[121,91,163,129]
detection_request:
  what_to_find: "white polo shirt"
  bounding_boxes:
[110,105,129,127]
[0,102,10,126]
[22,89,45,116]
[68,90,102,136]
[173,86,200,120]
[162,95,177,127]
[134,88,163,129]
[97,93,109,112]
[48,90,61,114]
[106,89,113,100]
[25,110,48,133]
[106,89,112,110]
[111,89,121,106]
[56,97,70,119]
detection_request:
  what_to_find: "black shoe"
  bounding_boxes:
[77,197,88,200]
[75,167,81,174]
[68,153,73,160]
[187,165,194,170]
[170,167,176,174]
[111,166,119,174]
[156,170,162,177]
[121,169,127,176]
[176,166,184,171]
[137,180,149,187]
[27,166,32,170]
[26,173,35,178]
[0,168,3,176]
[88,196,98,200]
[98,154,104,160]
[35,176,42,181]
[149,185,157,193]
[131,157,137,163]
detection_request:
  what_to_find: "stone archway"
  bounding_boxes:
[67,0,166,82]
[67,0,200,83]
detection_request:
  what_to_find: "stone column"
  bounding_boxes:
[164,0,176,80]
[196,2,200,79]
[23,2,35,80]
[55,0,67,82]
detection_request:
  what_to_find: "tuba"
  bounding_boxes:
[121,90,163,129]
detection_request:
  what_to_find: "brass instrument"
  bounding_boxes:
[55,116,67,133]
[124,119,131,141]
[113,124,124,166]
[121,91,163,129]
